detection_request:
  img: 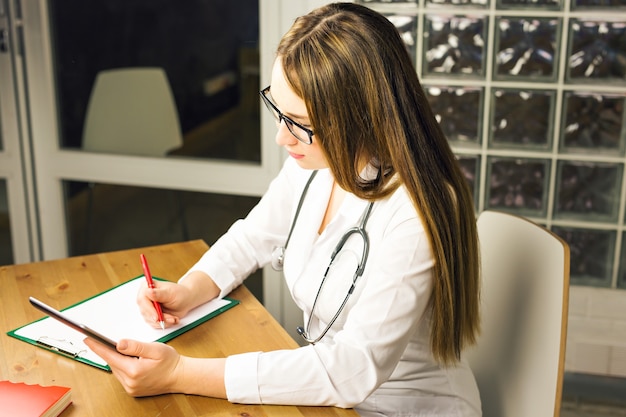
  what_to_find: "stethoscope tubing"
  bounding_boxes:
[298,200,374,344]
[271,169,375,344]
[271,170,318,272]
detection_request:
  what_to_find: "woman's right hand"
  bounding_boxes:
[137,271,221,329]
[137,280,193,328]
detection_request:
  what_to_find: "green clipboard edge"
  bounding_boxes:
[6,275,240,372]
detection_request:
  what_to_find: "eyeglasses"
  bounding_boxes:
[260,86,314,145]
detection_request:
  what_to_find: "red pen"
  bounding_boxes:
[140,254,165,330]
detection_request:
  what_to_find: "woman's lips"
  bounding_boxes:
[288,151,304,160]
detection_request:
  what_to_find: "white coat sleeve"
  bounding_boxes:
[179,158,307,297]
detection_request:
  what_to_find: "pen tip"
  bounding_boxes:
[159,321,165,330]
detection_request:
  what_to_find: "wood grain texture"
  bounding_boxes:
[0,240,356,416]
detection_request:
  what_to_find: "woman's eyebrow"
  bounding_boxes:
[283,110,310,123]
[275,102,309,123]
[270,93,310,122]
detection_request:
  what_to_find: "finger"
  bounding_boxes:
[84,338,143,396]
[139,299,180,328]
[162,313,180,326]
[116,338,167,360]
[136,287,176,324]
[138,284,175,312]
[136,298,159,326]
[136,285,155,312]
[84,337,129,366]
[142,312,179,329]
[137,285,158,307]
[148,284,176,305]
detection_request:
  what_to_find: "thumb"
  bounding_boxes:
[116,339,176,364]
[116,338,155,358]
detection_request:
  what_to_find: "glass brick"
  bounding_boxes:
[572,0,626,9]
[384,14,418,64]
[494,17,560,80]
[425,86,483,145]
[0,179,13,265]
[619,232,626,289]
[424,14,487,77]
[360,0,416,2]
[427,0,489,7]
[555,161,623,222]
[490,88,555,149]
[561,91,626,156]
[568,19,626,83]
[498,0,561,8]
[551,226,615,286]
[457,154,481,208]
[486,157,549,215]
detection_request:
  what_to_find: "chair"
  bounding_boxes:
[81,67,188,246]
[466,210,570,417]
[82,67,183,156]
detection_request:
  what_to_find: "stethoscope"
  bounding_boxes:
[271,170,374,344]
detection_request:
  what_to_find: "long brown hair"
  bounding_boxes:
[277,3,480,365]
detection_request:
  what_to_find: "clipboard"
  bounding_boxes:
[7,276,239,371]
[29,297,120,351]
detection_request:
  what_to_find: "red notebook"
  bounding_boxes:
[0,380,72,417]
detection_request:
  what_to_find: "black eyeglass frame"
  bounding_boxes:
[260,86,315,145]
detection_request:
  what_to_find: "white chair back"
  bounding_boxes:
[467,210,570,417]
[82,67,182,157]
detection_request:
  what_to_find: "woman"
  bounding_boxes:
[86,3,482,416]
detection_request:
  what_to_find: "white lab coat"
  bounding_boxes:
[182,157,482,417]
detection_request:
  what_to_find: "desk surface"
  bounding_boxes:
[0,240,357,416]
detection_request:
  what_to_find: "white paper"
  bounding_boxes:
[15,277,233,368]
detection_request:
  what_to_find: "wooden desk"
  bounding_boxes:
[0,240,358,416]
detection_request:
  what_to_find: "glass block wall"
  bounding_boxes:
[358,0,626,289]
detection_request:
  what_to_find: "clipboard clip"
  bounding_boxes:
[36,336,86,359]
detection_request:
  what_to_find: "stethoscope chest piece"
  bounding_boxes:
[271,246,285,271]
[270,170,318,272]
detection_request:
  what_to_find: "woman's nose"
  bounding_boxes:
[275,120,298,146]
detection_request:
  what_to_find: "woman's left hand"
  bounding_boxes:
[84,337,181,397]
